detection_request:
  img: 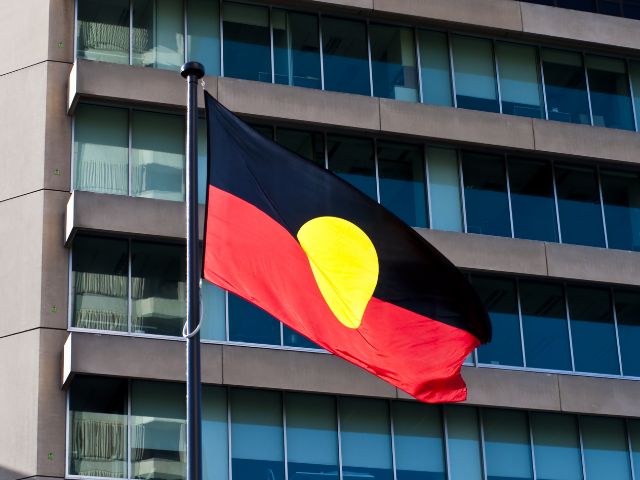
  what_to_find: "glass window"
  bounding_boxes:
[230,388,285,480]
[461,152,511,237]
[276,128,325,168]
[418,30,453,107]
[530,412,583,480]
[445,405,483,480]
[586,55,635,130]
[285,393,339,479]
[628,419,640,476]
[222,2,271,82]
[496,42,544,119]
[600,169,640,251]
[77,0,130,64]
[273,10,321,89]
[131,380,186,480]
[228,293,281,345]
[252,124,274,140]
[339,397,393,480]
[625,1,640,20]
[198,118,208,204]
[613,290,640,377]
[557,0,597,11]
[201,280,226,341]
[392,401,446,480]
[451,35,499,113]
[377,141,427,228]
[322,17,370,96]
[131,111,185,202]
[519,280,572,371]
[72,235,129,331]
[131,241,186,337]
[554,164,606,248]
[69,376,128,477]
[630,61,640,130]
[567,285,619,375]
[282,324,320,349]
[427,147,463,233]
[327,135,377,200]
[541,49,591,125]
[202,386,229,480]
[132,0,185,71]
[472,276,523,367]
[74,104,129,196]
[599,0,623,15]
[482,409,533,480]
[581,416,632,480]
[370,24,419,102]
[187,0,221,77]
[508,158,558,242]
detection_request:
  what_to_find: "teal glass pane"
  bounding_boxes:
[444,405,483,480]
[72,235,129,331]
[418,30,453,107]
[201,280,226,341]
[322,17,370,96]
[541,49,590,125]
[567,285,619,375]
[586,55,635,130]
[392,401,445,480]
[133,0,185,71]
[273,10,321,89]
[228,293,280,345]
[187,0,221,76]
[74,104,129,195]
[327,135,377,200]
[472,275,523,367]
[427,147,463,232]
[282,324,321,349]
[198,118,208,204]
[581,416,632,480]
[554,164,605,248]
[377,141,427,228]
[600,169,640,251]
[461,152,511,237]
[77,0,130,64]
[339,397,393,480]
[69,376,128,477]
[508,158,558,242]
[628,419,640,476]
[451,35,499,113]
[230,389,285,480]
[131,380,186,480]
[285,393,339,478]
[530,412,583,480]
[276,128,325,167]
[630,61,640,130]
[222,2,271,82]
[132,111,185,201]
[482,409,533,480]
[519,280,572,371]
[496,42,544,119]
[131,240,186,337]
[614,290,640,377]
[370,24,418,102]
[202,386,228,480]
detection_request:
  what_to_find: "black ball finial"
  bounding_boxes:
[181,62,205,79]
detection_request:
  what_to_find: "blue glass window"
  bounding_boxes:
[581,416,632,480]
[461,152,512,237]
[530,412,583,480]
[418,30,453,107]
[630,61,640,130]
[628,419,640,476]
[427,147,463,232]
[483,409,533,480]
[200,280,226,341]
[322,17,371,96]
[327,135,377,200]
[586,55,635,130]
[496,42,545,119]
[567,285,619,375]
[554,164,606,248]
[600,169,640,251]
[275,128,325,168]
[472,275,523,367]
[132,0,185,71]
[187,0,221,76]
[613,290,640,377]
[451,35,499,113]
[202,386,229,480]
[282,324,320,349]
[77,0,130,64]
[445,405,483,480]
[228,293,280,345]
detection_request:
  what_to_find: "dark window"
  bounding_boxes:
[614,290,640,377]
[228,293,281,345]
[600,169,640,251]
[327,135,377,200]
[77,0,130,64]
[586,55,635,131]
[276,128,325,168]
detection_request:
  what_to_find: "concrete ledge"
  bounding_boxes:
[558,374,640,417]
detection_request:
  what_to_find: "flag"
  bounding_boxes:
[202,91,491,403]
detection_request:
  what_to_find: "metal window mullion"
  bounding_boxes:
[225,290,229,342]
[128,378,132,480]
[551,161,563,243]
[389,400,398,480]
[128,238,132,334]
[493,40,503,114]
[627,418,637,480]
[577,416,588,480]
[583,53,595,126]
[448,33,457,108]
[414,27,424,104]
[283,392,289,480]
[128,109,133,196]
[611,288,624,377]
[129,0,133,66]
[442,406,452,480]
[458,150,468,233]
[527,411,537,480]
[220,0,224,77]
[319,14,325,91]
[564,283,576,372]
[516,279,527,368]
[628,59,639,132]
[227,387,232,480]
[270,6,275,84]
[596,166,609,249]
[183,0,188,63]
[538,46,550,120]
[374,138,381,204]
[424,145,433,229]
[478,408,488,480]
[337,396,344,480]
[366,20,374,97]
[504,155,515,238]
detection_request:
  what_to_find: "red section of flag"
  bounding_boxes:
[203,185,479,403]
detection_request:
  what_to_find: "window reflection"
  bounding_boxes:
[530,412,584,480]
[276,128,325,168]
[418,30,453,107]
[600,169,640,251]
[581,416,632,480]
[445,405,483,480]
[77,0,130,64]
[132,0,185,71]
[228,293,281,345]
[613,290,640,377]
[427,147,463,233]
[586,55,635,130]
[186,0,221,76]
[327,135,377,200]
[483,409,534,480]
[451,35,499,113]
[202,386,229,480]
[496,42,545,119]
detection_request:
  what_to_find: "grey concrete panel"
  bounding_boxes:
[558,374,640,417]
[380,99,535,151]
[416,229,548,277]
[222,344,396,398]
[68,332,223,384]
[533,118,640,165]
[217,77,380,132]
[545,242,640,287]
[0,0,49,76]
[47,0,75,64]
[521,2,640,52]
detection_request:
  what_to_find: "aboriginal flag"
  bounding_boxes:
[202,91,491,403]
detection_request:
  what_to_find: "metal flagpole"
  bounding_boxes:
[180,61,205,480]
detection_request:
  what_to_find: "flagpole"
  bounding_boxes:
[181,61,205,480]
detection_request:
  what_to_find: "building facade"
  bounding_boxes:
[3,0,640,479]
